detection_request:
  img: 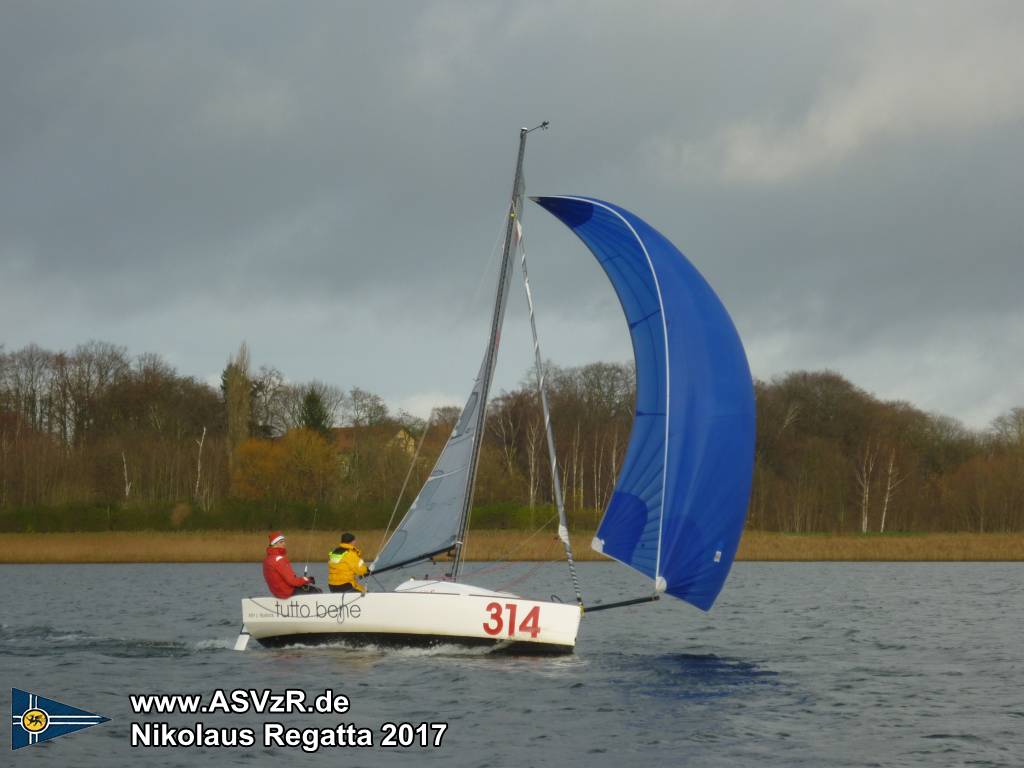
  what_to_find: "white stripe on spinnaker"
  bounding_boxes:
[548,196,671,589]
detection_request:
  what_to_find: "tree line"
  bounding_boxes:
[1,341,1021,533]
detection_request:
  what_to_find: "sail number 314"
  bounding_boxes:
[482,602,540,638]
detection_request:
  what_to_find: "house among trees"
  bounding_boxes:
[330,425,417,457]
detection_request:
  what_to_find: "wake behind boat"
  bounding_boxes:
[238,123,755,653]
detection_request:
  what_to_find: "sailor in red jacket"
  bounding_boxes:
[263,532,321,598]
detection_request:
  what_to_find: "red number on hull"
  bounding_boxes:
[481,602,542,638]
[519,606,540,638]
[506,603,518,637]
[482,602,503,635]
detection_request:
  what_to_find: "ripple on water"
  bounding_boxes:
[0,623,237,658]
[0,561,1020,767]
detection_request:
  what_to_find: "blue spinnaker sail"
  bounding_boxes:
[533,196,755,611]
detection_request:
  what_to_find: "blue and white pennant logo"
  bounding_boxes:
[11,688,109,750]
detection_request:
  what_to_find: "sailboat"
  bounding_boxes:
[237,125,755,653]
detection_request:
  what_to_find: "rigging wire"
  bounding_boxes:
[376,409,436,561]
[518,232,584,607]
[468,211,514,315]
[302,506,319,579]
[497,560,554,593]
[375,411,435,559]
[461,511,558,579]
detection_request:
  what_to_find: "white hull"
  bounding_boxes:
[240,580,581,654]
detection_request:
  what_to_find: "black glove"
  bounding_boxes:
[306,575,316,585]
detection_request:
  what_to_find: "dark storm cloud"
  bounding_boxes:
[1,1,1021,426]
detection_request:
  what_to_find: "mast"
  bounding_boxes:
[450,123,545,580]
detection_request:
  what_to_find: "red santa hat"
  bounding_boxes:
[268,531,286,547]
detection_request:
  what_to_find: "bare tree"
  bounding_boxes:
[6,344,52,431]
[278,380,348,433]
[121,450,132,498]
[69,341,130,444]
[779,402,800,436]
[489,395,521,477]
[194,426,206,499]
[432,405,461,426]
[251,366,289,437]
[608,424,620,513]
[525,419,541,510]
[346,387,388,427]
[879,448,905,533]
[856,442,878,534]
[992,408,1024,449]
[305,380,347,429]
[571,421,582,516]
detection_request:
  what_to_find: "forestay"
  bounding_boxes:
[533,196,755,611]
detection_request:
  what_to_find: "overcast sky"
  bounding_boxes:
[2,1,1021,428]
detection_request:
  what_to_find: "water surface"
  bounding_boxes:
[1,561,1020,766]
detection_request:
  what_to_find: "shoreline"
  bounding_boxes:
[1,531,1022,563]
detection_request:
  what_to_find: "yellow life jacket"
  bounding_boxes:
[327,542,368,591]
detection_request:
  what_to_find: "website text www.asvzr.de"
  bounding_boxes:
[127,688,447,753]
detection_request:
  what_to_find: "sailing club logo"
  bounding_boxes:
[11,688,109,750]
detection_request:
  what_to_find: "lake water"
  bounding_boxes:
[1,561,1021,766]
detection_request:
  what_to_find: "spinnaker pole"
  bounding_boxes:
[450,122,547,581]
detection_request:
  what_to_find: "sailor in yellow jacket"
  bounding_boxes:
[328,532,368,593]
